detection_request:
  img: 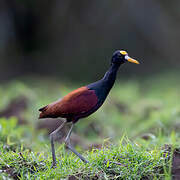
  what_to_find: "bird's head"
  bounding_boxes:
[111,50,140,65]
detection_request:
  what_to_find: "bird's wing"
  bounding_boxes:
[39,86,98,119]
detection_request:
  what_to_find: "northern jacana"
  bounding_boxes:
[39,50,139,167]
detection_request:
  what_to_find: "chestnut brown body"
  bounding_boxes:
[39,86,98,123]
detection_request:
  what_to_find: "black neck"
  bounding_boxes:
[102,63,121,88]
[87,62,122,102]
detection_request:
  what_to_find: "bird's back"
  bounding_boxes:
[39,86,98,122]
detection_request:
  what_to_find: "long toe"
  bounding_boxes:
[51,163,57,169]
[82,158,89,164]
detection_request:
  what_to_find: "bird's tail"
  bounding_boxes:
[38,105,48,119]
[39,105,48,112]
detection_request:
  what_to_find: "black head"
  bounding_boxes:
[111,50,139,65]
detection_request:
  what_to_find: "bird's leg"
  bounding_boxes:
[65,123,89,163]
[50,120,66,168]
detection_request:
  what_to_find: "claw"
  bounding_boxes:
[51,162,57,169]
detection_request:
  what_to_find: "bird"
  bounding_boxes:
[39,50,139,167]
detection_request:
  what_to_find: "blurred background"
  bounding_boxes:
[0,0,180,82]
[0,0,180,148]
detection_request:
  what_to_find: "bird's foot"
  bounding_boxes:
[103,160,126,166]
[51,162,57,169]
[82,159,89,164]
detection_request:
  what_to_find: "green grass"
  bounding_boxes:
[0,118,173,179]
[0,72,180,179]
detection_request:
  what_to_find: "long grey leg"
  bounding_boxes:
[65,123,89,163]
[50,120,66,168]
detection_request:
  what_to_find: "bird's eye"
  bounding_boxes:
[118,53,123,58]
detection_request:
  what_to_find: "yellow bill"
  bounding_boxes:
[125,55,140,64]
